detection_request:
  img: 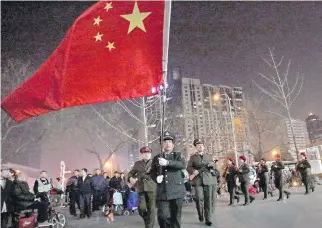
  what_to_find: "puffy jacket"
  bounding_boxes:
[12,181,35,212]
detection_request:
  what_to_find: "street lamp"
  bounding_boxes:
[212,92,239,166]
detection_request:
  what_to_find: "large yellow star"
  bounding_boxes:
[105,41,115,52]
[120,1,151,34]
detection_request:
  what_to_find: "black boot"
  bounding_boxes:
[206,221,212,226]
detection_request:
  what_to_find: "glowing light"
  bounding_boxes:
[212,93,221,102]
[104,162,111,168]
[151,87,157,93]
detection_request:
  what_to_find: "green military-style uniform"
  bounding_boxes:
[187,139,215,226]
[296,153,315,194]
[237,159,255,205]
[271,158,291,201]
[128,147,156,228]
[150,131,186,228]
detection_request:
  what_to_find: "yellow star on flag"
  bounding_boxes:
[105,42,115,52]
[121,1,151,34]
[104,2,113,12]
[94,32,103,42]
[93,16,102,26]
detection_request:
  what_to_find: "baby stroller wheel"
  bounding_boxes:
[123,210,130,216]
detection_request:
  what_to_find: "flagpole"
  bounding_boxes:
[159,0,172,170]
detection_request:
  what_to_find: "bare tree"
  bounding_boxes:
[253,48,304,160]
[84,126,135,170]
[245,96,281,161]
[1,59,51,163]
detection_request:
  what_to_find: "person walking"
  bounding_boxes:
[187,138,215,226]
[271,155,291,201]
[296,152,315,194]
[258,158,269,200]
[223,157,240,205]
[128,146,156,228]
[150,131,186,228]
[237,155,255,206]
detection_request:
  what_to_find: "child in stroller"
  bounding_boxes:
[103,187,139,217]
[102,188,123,216]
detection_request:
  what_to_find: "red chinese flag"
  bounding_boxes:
[2,1,165,122]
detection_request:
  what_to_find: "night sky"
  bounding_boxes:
[1,1,322,118]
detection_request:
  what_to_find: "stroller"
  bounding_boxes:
[183,192,194,204]
[123,190,139,216]
[102,189,124,216]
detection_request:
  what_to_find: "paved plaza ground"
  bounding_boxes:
[63,186,322,228]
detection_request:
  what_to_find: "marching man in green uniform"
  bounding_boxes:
[128,146,156,228]
[271,154,291,201]
[237,155,255,206]
[150,131,186,228]
[296,152,315,195]
[187,138,215,226]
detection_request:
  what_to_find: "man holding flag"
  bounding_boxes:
[150,131,186,228]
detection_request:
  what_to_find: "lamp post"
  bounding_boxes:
[212,93,239,166]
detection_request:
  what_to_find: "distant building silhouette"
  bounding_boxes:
[306,113,322,142]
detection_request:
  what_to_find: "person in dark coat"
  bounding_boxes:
[223,157,240,205]
[271,155,291,201]
[150,131,186,228]
[1,169,14,228]
[78,168,93,218]
[128,146,156,228]
[66,169,80,216]
[102,172,110,205]
[91,168,108,211]
[296,152,315,194]
[258,158,269,199]
[12,172,51,226]
[187,139,215,226]
[109,171,121,190]
[237,155,255,206]
[120,172,127,189]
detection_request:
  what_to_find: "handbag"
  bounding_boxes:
[18,212,37,228]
